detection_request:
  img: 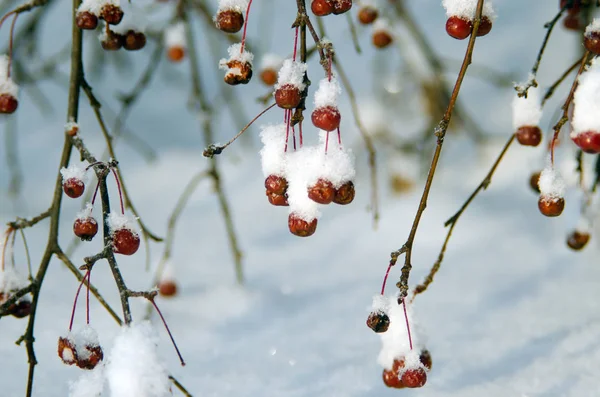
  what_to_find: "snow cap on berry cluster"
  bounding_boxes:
[538,163,566,200]
[441,0,496,20]
[217,0,248,13]
[275,59,308,91]
[0,55,19,97]
[377,295,426,371]
[107,212,139,234]
[285,146,322,222]
[111,3,147,35]
[61,164,87,183]
[0,265,27,295]
[259,123,288,177]
[164,22,186,49]
[66,326,101,360]
[76,203,95,221]
[318,131,356,188]
[572,57,600,136]
[512,85,542,130]
[314,77,341,109]
[105,322,170,397]
[584,18,600,36]
[78,0,119,15]
[218,43,254,74]
[260,53,283,71]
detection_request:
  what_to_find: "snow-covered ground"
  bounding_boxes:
[1,1,599,396]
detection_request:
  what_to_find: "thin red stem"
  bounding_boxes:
[69,268,91,331]
[284,109,291,152]
[292,26,299,61]
[337,127,342,146]
[240,0,253,53]
[380,261,393,295]
[299,120,303,147]
[402,298,413,350]
[86,270,91,325]
[292,125,297,150]
[91,180,101,206]
[110,168,125,215]
[325,130,329,153]
[150,299,186,366]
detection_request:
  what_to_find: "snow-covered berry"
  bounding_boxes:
[288,213,318,237]
[215,9,244,33]
[333,180,355,205]
[446,16,472,40]
[571,57,600,153]
[401,367,427,388]
[219,43,254,85]
[566,230,590,251]
[372,21,393,49]
[358,6,378,24]
[265,175,288,195]
[307,178,336,205]
[311,0,333,16]
[275,84,302,109]
[572,131,600,154]
[331,0,352,15]
[100,4,124,25]
[537,166,566,217]
[108,213,140,255]
[165,22,186,62]
[274,59,307,108]
[58,337,78,366]
[512,86,543,146]
[267,192,289,206]
[61,165,87,198]
[538,196,565,217]
[74,217,99,241]
[76,11,99,30]
[442,0,496,39]
[367,311,390,333]
[382,358,405,389]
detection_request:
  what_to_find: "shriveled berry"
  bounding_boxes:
[113,228,140,255]
[58,337,77,366]
[529,171,541,194]
[333,181,355,205]
[516,125,542,147]
[275,84,302,109]
[538,196,565,217]
[63,178,85,198]
[76,344,103,370]
[567,230,590,251]
[366,311,390,333]
[123,30,146,51]
[572,130,600,154]
[372,30,393,49]
[74,217,98,241]
[312,106,341,131]
[358,6,378,24]
[76,11,98,30]
[11,300,31,318]
[311,0,333,16]
[420,349,432,370]
[401,367,427,388]
[331,0,352,15]
[584,31,600,54]
[159,280,178,297]
[167,46,185,62]
[288,214,317,237]
[215,9,244,33]
[267,192,289,206]
[100,4,124,25]
[382,358,405,389]
[0,93,18,114]
[308,178,336,204]
[224,60,253,85]
[265,175,288,195]
[101,30,124,51]
[446,16,472,40]
[260,68,278,86]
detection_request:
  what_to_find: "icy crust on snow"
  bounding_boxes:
[512,85,542,130]
[69,366,104,397]
[111,4,147,35]
[165,22,186,48]
[572,58,600,135]
[260,53,282,70]
[538,165,566,199]
[78,0,119,15]
[275,59,307,91]
[441,0,496,19]
[585,18,600,36]
[0,55,19,97]
[314,78,341,109]
[105,322,171,397]
[259,124,288,177]
[217,0,248,12]
[76,203,95,220]
[377,295,426,370]
[60,164,87,183]
[67,326,101,360]
[285,146,322,222]
[218,43,254,75]
[0,266,27,295]
[107,212,139,234]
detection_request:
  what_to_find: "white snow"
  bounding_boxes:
[164,22,186,49]
[76,203,95,220]
[572,58,600,135]
[218,43,254,74]
[64,120,79,135]
[105,322,171,397]
[372,18,392,35]
[512,85,542,129]
[0,265,27,295]
[0,54,19,97]
[371,294,391,313]
[285,146,322,222]
[259,123,288,177]
[318,131,356,187]
[78,0,119,15]
[217,0,248,12]
[584,18,600,36]
[107,212,139,234]
[68,326,101,360]
[260,53,282,70]
[60,164,87,183]
[69,366,104,397]
[274,59,307,91]
[441,0,496,20]
[314,77,341,109]
[538,164,566,199]
[159,261,175,282]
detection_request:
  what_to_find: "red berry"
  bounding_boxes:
[0,93,18,114]
[311,0,333,16]
[267,192,289,206]
[224,60,253,85]
[275,84,302,109]
[357,6,378,24]
[476,16,493,37]
[123,30,146,51]
[563,14,581,31]
[58,337,77,366]
[101,30,124,51]
[331,0,352,15]
[215,9,244,33]
[63,178,85,198]
[159,280,178,297]
[401,367,427,388]
[516,125,542,147]
[168,46,185,62]
[572,130,600,154]
[11,299,32,318]
[288,214,317,237]
[420,349,433,370]
[584,31,600,54]
[265,175,288,195]
[567,230,590,251]
[312,106,341,131]
[333,181,355,205]
[372,30,393,49]
[538,196,565,217]
[74,217,99,241]
[446,16,472,40]
[113,228,140,255]
[529,171,541,194]
[100,4,124,25]
[260,68,278,86]
[76,11,98,30]
[366,311,390,333]
[382,358,405,389]
[308,178,336,204]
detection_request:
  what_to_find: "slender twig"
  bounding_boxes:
[542,56,583,105]
[169,375,194,397]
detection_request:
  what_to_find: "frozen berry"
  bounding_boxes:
[123,30,146,51]
[372,30,393,49]
[63,178,85,198]
[538,196,565,217]
[58,337,77,366]
[260,68,278,86]
[288,214,318,237]
[11,300,31,318]
[224,60,253,85]
[420,349,432,370]
[267,192,289,206]
[74,217,98,241]
[567,230,590,251]
[159,280,178,297]
[333,181,355,205]
[112,228,140,255]
[529,171,541,193]
[357,6,378,24]
[215,9,244,33]
[312,106,341,131]
[0,93,18,114]
[331,0,352,15]
[167,46,185,62]
[366,311,390,333]
[476,16,493,37]
[584,31,600,54]
[446,16,472,40]
[76,11,98,30]
[100,4,124,25]
[265,175,288,195]
[101,30,124,51]
[572,130,600,154]
[401,367,427,388]
[76,344,103,370]
[308,178,336,204]
[382,358,405,389]
[516,125,542,147]
[311,0,333,16]
[275,84,302,109]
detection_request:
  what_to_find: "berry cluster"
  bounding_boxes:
[310,0,353,17]
[0,268,31,319]
[571,56,600,155]
[0,55,19,114]
[58,327,104,370]
[443,0,495,40]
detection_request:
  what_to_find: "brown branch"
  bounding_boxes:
[170,375,194,397]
